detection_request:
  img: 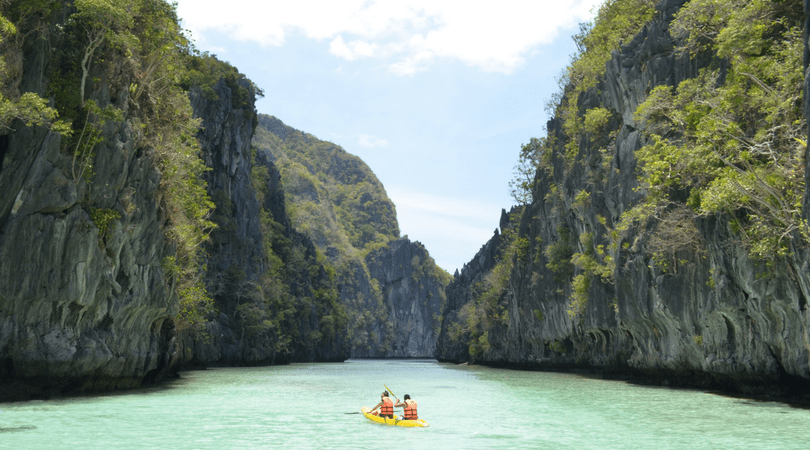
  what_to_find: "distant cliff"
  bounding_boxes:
[438,0,810,400]
[254,115,451,358]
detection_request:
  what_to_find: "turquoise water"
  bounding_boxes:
[1,359,808,449]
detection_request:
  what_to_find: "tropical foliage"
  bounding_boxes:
[0,3,70,135]
[253,117,399,255]
[633,0,806,261]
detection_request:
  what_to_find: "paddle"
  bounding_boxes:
[344,412,362,414]
[384,383,397,401]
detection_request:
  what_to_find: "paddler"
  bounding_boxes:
[370,391,394,419]
[394,394,418,420]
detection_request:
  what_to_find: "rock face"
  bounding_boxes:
[362,239,447,357]
[0,3,447,401]
[0,15,177,400]
[183,76,349,366]
[181,76,269,366]
[0,5,347,400]
[437,0,810,399]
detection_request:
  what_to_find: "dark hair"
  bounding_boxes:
[404,394,410,400]
[382,391,389,397]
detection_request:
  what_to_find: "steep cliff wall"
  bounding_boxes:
[0,3,348,401]
[436,211,505,362]
[0,1,449,401]
[0,4,178,400]
[182,74,268,365]
[360,239,447,357]
[438,0,810,399]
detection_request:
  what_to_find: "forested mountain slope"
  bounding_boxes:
[438,0,810,400]
[254,114,451,357]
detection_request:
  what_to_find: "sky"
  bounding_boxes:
[174,0,603,274]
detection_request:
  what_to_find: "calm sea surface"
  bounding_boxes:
[1,359,808,449]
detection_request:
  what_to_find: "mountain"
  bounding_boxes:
[437,0,810,401]
[253,114,451,357]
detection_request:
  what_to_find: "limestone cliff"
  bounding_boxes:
[254,115,450,358]
[180,69,349,366]
[436,211,506,362]
[0,1,449,401]
[438,0,810,400]
[0,2,346,401]
[0,3,178,400]
[359,239,447,357]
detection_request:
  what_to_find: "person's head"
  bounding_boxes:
[404,394,411,400]
[382,391,389,398]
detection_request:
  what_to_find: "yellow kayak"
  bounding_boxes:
[360,406,429,428]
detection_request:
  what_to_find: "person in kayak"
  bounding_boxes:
[394,394,418,420]
[370,391,394,419]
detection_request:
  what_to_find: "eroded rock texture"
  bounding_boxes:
[0,22,176,400]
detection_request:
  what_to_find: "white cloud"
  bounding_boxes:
[176,0,602,74]
[357,134,389,148]
[329,36,378,61]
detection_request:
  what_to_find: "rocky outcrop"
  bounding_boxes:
[438,0,810,400]
[183,73,348,366]
[0,2,446,401]
[181,75,267,366]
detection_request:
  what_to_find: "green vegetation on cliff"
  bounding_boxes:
[507,0,805,319]
[247,150,348,358]
[253,115,400,255]
[632,0,805,262]
[253,115,450,355]
[0,0,230,333]
[252,115,400,353]
[558,0,656,167]
[0,3,70,135]
[447,210,523,361]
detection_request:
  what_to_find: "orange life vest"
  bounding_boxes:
[381,397,393,416]
[403,399,418,420]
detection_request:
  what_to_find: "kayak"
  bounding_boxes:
[360,406,429,428]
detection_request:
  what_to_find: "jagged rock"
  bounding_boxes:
[436,221,502,362]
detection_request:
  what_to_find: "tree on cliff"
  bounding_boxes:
[0,8,69,135]
[71,0,131,107]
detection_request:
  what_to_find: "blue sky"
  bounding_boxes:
[175,0,601,274]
